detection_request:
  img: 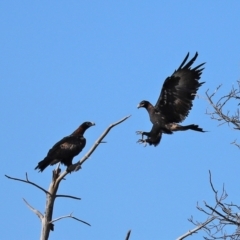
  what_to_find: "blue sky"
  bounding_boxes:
[1,1,240,239]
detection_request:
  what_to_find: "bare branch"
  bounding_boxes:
[80,115,131,165]
[204,202,239,225]
[231,139,240,149]
[23,198,43,220]
[50,212,91,226]
[55,194,81,200]
[206,81,240,148]
[125,230,131,240]
[5,174,51,196]
[177,217,215,240]
[206,86,240,128]
[190,172,240,239]
[209,170,217,194]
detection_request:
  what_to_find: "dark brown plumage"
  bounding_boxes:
[137,52,206,146]
[35,122,95,172]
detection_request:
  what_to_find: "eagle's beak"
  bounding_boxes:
[91,122,96,126]
[137,103,142,109]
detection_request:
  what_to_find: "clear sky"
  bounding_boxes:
[1,1,240,240]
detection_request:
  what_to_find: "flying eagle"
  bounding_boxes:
[35,121,95,172]
[137,52,205,146]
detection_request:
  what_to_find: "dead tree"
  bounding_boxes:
[5,116,130,240]
[206,81,240,148]
[185,171,240,240]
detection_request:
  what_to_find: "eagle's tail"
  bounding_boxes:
[167,123,206,132]
[180,124,206,132]
[34,157,51,172]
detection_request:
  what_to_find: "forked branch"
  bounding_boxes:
[188,171,240,239]
[5,173,50,195]
[177,217,215,240]
[50,212,91,226]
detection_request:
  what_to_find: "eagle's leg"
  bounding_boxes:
[136,131,151,147]
[66,162,81,173]
[136,131,150,139]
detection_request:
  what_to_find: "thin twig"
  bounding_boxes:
[206,84,240,128]
[5,174,51,195]
[189,171,240,239]
[55,194,81,200]
[80,115,131,165]
[23,198,43,220]
[177,217,215,240]
[204,203,239,225]
[50,212,91,226]
[209,170,217,194]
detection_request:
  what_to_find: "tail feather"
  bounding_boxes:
[179,124,206,132]
[35,157,52,172]
[167,123,206,132]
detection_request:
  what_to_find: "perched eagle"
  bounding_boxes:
[137,52,205,146]
[35,121,95,172]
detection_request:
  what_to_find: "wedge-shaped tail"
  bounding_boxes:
[166,123,206,132]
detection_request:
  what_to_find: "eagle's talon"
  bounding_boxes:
[137,139,148,147]
[136,131,144,140]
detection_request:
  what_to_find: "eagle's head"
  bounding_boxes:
[137,100,150,109]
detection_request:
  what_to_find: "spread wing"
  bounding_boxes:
[47,135,86,159]
[155,52,205,123]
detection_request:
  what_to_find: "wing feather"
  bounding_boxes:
[155,52,205,123]
[47,136,86,159]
